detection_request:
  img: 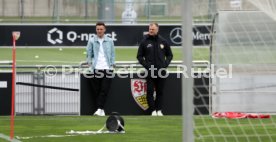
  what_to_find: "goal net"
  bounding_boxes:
[211,10,276,113]
[191,0,276,141]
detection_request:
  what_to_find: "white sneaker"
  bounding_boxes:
[157,110,163,116]
[151,110,157,116]
[93,109,101,116]
[94,109,105,116]
[100,109,105,116]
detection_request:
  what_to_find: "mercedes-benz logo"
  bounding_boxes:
[170,27,182,45]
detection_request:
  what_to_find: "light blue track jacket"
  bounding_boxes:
[86,35,115,70]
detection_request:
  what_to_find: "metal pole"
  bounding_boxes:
[208,0,217,20]
[2,0,4,16]
[32,73,35,114]
[20,0,24,22]
[85,0,88,19]
[147,0,150,22]
[97,0,103,21]
[53,0,60,23]
[53,0,56,21]
[37,72,41,114]
[33,0,35,17]
[182,0,194,141]
[56,0,60,22]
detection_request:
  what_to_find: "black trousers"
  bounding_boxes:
[146,70,167,112]
[90,69,113,109]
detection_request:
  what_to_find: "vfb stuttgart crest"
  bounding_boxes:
[131,79,149,110]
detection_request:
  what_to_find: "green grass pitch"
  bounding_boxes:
[0,116,276,142]
[0,47,209,65]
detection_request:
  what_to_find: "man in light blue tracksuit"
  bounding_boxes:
[86,22,115,116]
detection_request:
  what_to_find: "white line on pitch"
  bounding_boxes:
[16,60,80,64]
[0,133,21,142]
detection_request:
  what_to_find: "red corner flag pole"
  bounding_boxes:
[10,31,20,140]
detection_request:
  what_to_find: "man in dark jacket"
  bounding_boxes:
[137,22,173,116]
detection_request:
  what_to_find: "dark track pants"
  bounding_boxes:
[90,69,113,109]
[146,76,166,112]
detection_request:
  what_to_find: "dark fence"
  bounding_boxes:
[0,61,209,115]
